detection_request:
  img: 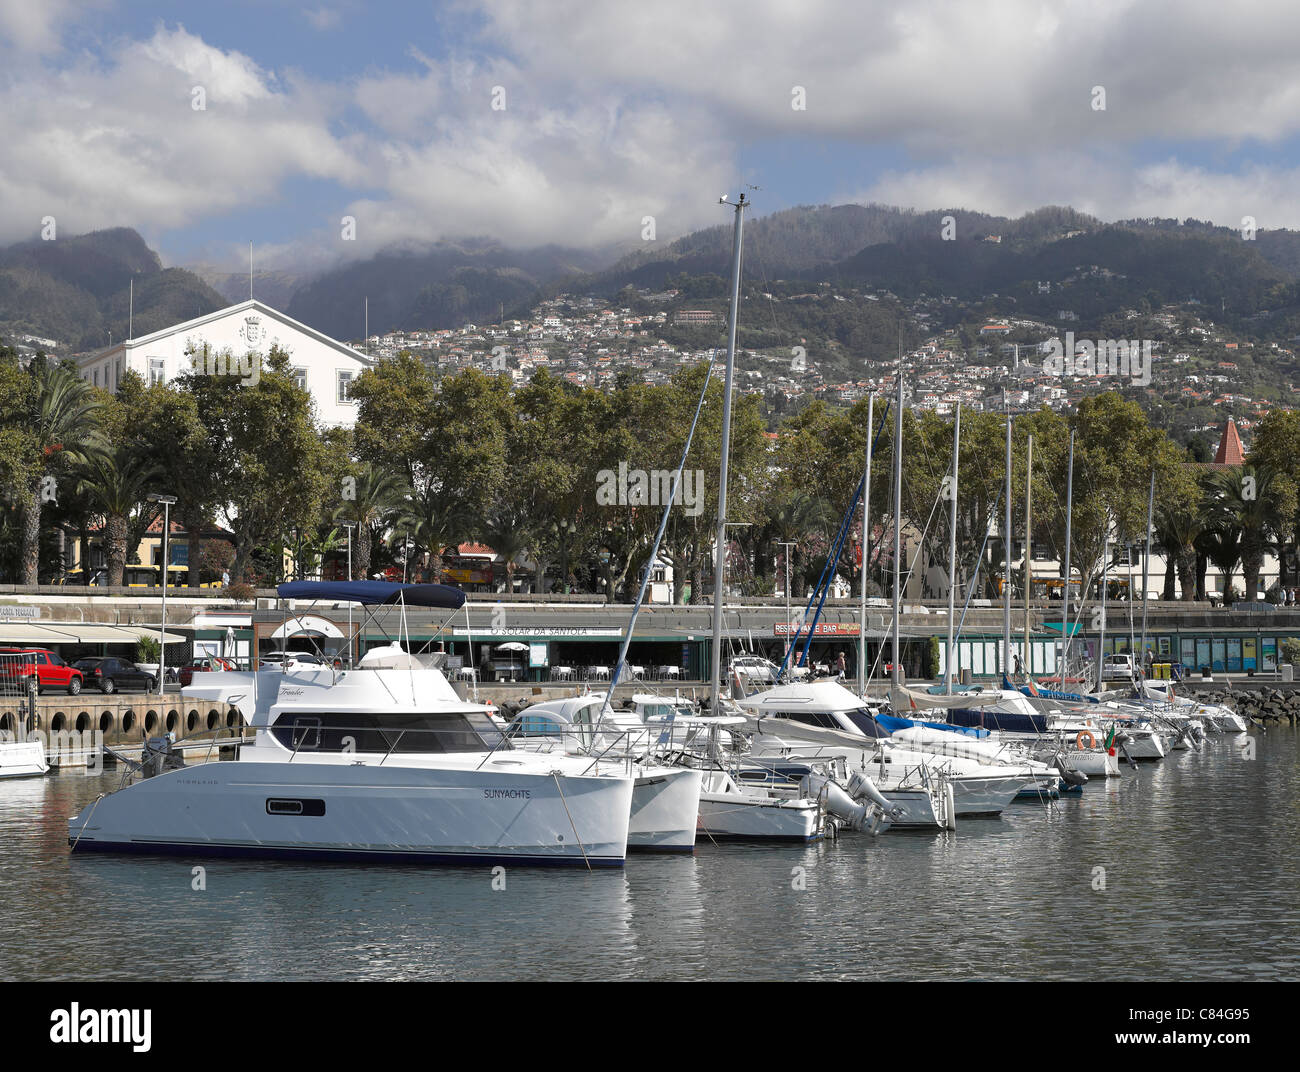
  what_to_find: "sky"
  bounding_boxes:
[4,0,1300,273]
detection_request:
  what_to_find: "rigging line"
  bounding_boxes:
[862,483,945,688]
[743,215,784,341]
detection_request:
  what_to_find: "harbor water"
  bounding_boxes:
[3,727,1297,981]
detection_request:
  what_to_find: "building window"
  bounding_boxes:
[292,366,308,391]
[149,358,165,386]
[114,359,121,390]
[337,370,356,403]
[93,368,99,386]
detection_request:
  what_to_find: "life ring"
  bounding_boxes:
[1076,730,1097,750]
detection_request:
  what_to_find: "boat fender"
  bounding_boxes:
[1075,730,1097,750]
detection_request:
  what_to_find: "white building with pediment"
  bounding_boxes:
[75,299,373,427]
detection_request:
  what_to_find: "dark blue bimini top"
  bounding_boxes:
[277,580,467,610]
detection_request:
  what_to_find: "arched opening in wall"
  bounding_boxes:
[99,712,113,734]
[144,712,158,735]
[121,711,135,734]
[0,713,11,735]
[75,713,90,733]
[206,711,218,730]
[225,710,237,729]
[166,711,178,733]
[187,710,198,732]
[51,713,66,732]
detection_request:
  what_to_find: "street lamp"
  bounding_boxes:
[340,520,357,668]
[339,521,356,581]
[776,540,796,663]
[147,493,177,692]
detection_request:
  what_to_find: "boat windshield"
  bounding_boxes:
[843,708,888,739]
[270,711,497,754]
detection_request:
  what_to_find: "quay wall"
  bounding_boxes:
[0,693,243,766]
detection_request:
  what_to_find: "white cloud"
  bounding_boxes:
[0,26,364,245]
[0,0,77,53]
[851,154,1300,231]
[7,2,1300,270]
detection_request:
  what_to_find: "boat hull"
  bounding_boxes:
[68,760,634,867]
[949,773,1032,816]
[0,741,48,780]
[629,767,701,852]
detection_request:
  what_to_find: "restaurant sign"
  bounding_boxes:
[773,622,860,637]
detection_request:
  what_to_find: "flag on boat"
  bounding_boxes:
[1024,677,1040,696]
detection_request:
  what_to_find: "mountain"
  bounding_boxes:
[565,204,1103,295]
[191,265,306,312]
[284,241,618,339]
[0,228,228,352]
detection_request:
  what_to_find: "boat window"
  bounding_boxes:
[289,716,321,751]
[513,714,562,737]
[271,712,490,753]
[782,710,837,729]
[844,709,887,738]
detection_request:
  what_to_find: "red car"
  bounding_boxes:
[0,648,84,695]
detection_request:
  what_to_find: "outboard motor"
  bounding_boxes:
[804,771,873,833]
[846,767,904,822]
[141,732,185,779]
[1115,732,1138,771]
[1051,755,1088,788]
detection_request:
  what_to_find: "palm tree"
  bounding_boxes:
[74,440,161,587]
[480,506,531,594]
[1198,469,1245,602]
[1154,494,1205,601]
[18,360,101,584]
[393,484,470,583]
[333,464,405,580]
[1234,465,1290,599]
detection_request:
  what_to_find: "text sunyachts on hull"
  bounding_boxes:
[68,581,636,868]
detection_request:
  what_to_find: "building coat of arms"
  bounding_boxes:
[239,315,264,346]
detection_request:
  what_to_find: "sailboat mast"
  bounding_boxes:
[1141,468,1155,662]
[1022,433,1033,677]
[891,352,903,686]
[857,392,875,696]
[1061,430,1075,677]
[1097,523,1109,692]
[944,404,961,692]
[709,193,747,712]
[1002,400,1012,678]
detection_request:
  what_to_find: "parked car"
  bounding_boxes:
[71,657,156,694]
[1101,653,1138,680]
[177,656,237,687]
[0,648,83,695]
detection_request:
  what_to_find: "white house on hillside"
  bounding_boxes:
[75,299,372,428]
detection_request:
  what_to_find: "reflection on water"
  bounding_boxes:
[2,728,1298,980]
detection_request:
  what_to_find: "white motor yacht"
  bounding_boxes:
[733,681,965,827]
[68,583,636,868]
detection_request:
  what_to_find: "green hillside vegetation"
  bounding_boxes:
[0,228,227,350]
